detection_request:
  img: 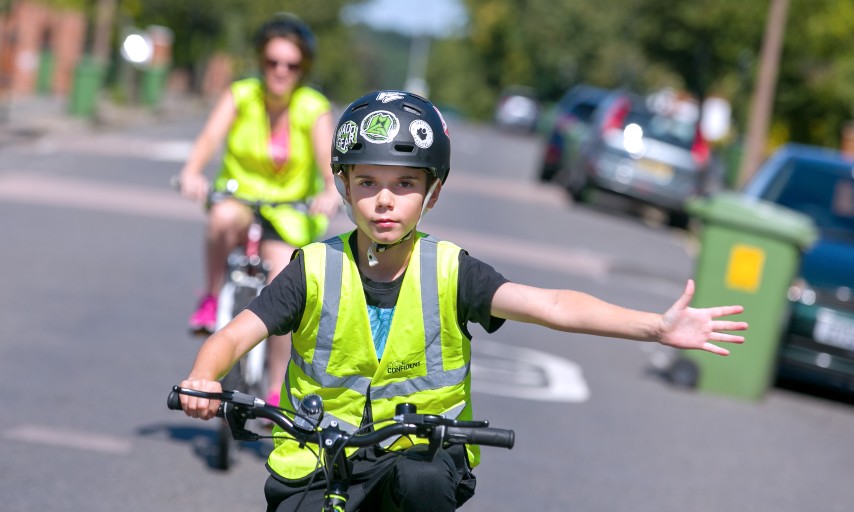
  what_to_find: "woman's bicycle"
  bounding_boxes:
[168,386,515,510]
[176,177,309,469]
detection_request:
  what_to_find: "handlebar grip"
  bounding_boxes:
[167,391,183,410]
[446,427,515,449]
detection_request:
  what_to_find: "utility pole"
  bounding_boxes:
[92,0,116,63]
[738,0,789,187]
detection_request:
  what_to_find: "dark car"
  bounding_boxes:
[742,143,854,392]
[538,84,609,182]
[561,90,719,226]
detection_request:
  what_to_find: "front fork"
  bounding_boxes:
[321,423,352,511]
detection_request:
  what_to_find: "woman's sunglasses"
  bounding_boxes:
[264,59,301,72]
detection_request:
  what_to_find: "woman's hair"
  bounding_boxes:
[253,13,316,80]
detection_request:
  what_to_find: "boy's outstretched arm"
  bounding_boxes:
[491,279,747,355]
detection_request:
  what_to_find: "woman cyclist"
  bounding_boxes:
[178,13,339,408]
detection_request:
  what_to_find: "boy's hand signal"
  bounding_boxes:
[659,279,748,356]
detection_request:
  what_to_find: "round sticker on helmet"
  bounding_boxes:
[360,110,400,144]
[335,120,359,154]
[409,120,433,149]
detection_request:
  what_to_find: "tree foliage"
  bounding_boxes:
[434,0,854,149]
[42,0,854,148]
[123,0,369,101]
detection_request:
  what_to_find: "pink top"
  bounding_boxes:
[269,127,289,168]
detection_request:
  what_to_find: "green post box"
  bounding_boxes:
[680,192,816,401]
[69,56,105,118]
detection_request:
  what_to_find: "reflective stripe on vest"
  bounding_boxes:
[288,235,468,400]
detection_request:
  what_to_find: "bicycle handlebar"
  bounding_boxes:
[167,386,515,450]
[171,176,310,213]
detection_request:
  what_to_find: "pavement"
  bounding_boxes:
[0,91,210,147]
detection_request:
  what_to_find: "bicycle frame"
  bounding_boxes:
[212,187,309,392]
[216,218,269,389]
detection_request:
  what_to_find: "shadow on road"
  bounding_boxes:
[138,423,273,470]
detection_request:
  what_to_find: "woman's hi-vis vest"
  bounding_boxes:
[215,78,330,247]
[267,232,478,480]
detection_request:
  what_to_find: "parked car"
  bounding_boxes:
[494,86,540,134]
[538,84,610,182]
[560,90,719,227]
[742,143,854,393]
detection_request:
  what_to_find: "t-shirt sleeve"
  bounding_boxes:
[457,251,509,334]
[246,250,307,336]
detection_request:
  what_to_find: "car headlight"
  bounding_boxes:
[787,277,816,305]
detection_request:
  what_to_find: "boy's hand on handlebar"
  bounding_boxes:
[178,378,222,420]
[659,279,748,356]
[179,172,210,202]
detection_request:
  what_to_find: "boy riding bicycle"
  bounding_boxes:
[178,91,748,511]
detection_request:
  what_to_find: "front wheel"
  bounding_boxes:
[215,363,243,470]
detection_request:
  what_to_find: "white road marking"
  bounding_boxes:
[471,339,590,403]
[30,135,194,162]
[3,425,133,455]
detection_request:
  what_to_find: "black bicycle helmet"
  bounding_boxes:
[332,90,451,183]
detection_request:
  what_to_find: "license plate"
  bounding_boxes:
[813,308,854,351]
[636,159,673,181]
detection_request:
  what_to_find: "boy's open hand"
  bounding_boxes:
[659,279,748,355]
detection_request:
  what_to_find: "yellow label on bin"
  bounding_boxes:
[725,244,765,293]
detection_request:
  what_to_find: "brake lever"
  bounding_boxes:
[222,402,261,442]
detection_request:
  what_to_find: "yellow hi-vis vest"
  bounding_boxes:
[215,78,330,247]
[267,232,478,480]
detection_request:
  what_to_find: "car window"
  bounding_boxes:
[762,160,854,236]
[570,101,598,123]
[624,108,696,149]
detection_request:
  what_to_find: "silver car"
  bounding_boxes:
[564,91,721,227]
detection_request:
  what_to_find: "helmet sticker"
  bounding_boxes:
[409,120,433,149]
[335,120,359,154]
[360,110,400,144]
[376,91,406,103]
[433,105,449,136]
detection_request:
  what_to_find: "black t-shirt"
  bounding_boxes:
[248,235,509,340]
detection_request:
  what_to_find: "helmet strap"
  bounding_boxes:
[365,179,439,267]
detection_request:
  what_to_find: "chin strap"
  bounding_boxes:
[365,179,439,267]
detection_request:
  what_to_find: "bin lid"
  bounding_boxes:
[686,192,817,249]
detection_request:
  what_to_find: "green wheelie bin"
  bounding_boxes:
[69,55,106,118]
[673,192,816,401]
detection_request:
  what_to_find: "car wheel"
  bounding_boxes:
[668,210,691,230]
[539,163,559,183]
[563,167,590,203]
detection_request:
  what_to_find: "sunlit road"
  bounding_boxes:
[2,113,853,512]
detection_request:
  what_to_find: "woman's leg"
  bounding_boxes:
[190,199,251,331]
[259,239,297,403]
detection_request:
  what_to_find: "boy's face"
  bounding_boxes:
[345,164,440,245]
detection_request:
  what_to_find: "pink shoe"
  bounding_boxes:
[265,391,280,407]
[189,294,217,333]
